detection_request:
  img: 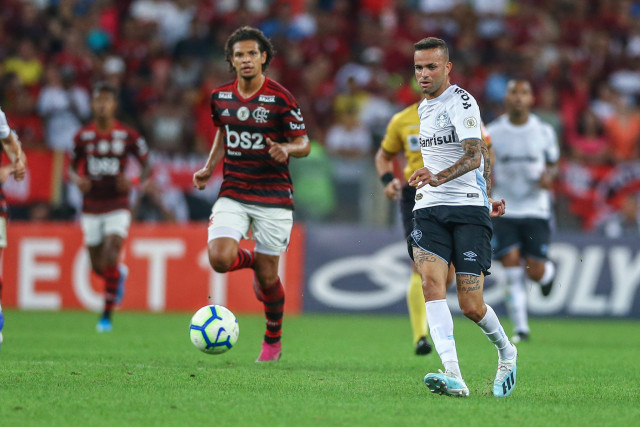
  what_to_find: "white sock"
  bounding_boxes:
[504,267,529,334]
[539,260,555,285]
[426,299,461,377]
[476,304,515,359]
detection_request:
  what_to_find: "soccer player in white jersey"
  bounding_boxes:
[407,37,517,398]
[487,79,560,343]
[0,107,27,353]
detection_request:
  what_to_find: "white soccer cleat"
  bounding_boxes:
[494,344,518,397]
[424,370,469,397]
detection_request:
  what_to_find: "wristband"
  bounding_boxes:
[380,172,394,186]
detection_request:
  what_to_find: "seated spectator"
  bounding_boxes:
[568,109,611,165]
[598,193,640,238]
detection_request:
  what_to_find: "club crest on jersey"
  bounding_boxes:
[436,112,450,128]
[112,139,125,155]
[237,106,250,121]
[464,116,478,128]
[258,95,275,103]
[218,92,232,99]
[97,139,111,154]
[252,106,270,123]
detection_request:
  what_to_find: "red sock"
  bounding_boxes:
[261,278,285,344]
[103,265,121,316]
[228,249,255,272]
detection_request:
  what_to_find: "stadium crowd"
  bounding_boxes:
[1,0,640,233]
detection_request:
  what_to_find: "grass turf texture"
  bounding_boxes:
[1,311,638,426]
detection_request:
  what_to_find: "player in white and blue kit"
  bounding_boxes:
[407,38,517,398]
[0,107,27,353]
[488,79,560,343]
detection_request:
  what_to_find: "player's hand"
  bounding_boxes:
[266,138,288,163]
[77,177,92,193]
[384,178,402,200]
[193,167,212,190]
[408,167,436,189]
[12,158,26,181]
[0,166,13,184]
[116,174,132,193]
[538,173,553,189]
[489,198,506,217]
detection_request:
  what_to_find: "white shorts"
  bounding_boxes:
[208,197,293,255]
[0,216,6,248]
[81,209,132,247]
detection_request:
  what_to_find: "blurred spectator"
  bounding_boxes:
[37,65,90,152]
[598,193,640,238]
[568,109,611,165]
[133,169,189,223]
[2,38,43,87]
[603,92,640,162]
[325,104,373,222]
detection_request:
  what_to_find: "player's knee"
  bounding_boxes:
[525,261,545,281]
[460,301,484,322]
[208,252,233,273]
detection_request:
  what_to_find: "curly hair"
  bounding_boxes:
[224,26,275,73]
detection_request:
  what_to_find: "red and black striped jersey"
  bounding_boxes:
[211,77,307,210]
[71,121,149,214]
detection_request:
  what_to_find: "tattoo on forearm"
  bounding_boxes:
[434,138,482,185]
[457,275,481,293]
[413,247,438,268]
[480,143,492,196]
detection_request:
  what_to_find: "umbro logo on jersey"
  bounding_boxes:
[218,92,232,99]
[221,109,230,116]
[258,95,275,103]
[463,251,477,261]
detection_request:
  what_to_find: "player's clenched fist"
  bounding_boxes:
[266,138,288,163]
[193,167,212,190]
[408,167,435,189]
[384,178,402,201]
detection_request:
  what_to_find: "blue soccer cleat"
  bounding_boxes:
[0,311,4,352]
[494,344,518,397]
[96,316,113,333]
[115,264,129,305]
[424,370,469,397]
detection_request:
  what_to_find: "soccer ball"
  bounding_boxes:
[189,305,239,354]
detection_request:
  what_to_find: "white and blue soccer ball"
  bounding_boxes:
[189,305,239,354]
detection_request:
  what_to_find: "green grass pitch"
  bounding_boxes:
[1,310,639,426]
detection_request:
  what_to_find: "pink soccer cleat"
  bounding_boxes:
[256,341,281,362]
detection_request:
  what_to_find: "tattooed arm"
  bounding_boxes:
[409,138,483,189]
[480,141,492,197]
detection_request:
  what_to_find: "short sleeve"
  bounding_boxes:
[281,96,307,138]
[380,113,403,155]
[450,91,482,142]
[543,124,560,163]
[130,129,150,162]
[210,92,222,127]
[0,108,10,140]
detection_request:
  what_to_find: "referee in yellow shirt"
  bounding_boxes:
[375,101,492,355]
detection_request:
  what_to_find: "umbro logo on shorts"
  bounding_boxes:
[463,251,477,261]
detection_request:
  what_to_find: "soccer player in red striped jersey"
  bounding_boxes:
[69,83,152,332]
[193,26,310,362]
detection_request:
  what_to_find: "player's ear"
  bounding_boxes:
[261,51,267,65]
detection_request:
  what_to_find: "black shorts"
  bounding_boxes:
[409,205,493,277]
[400,184,416,239]
[492,217,551,260]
